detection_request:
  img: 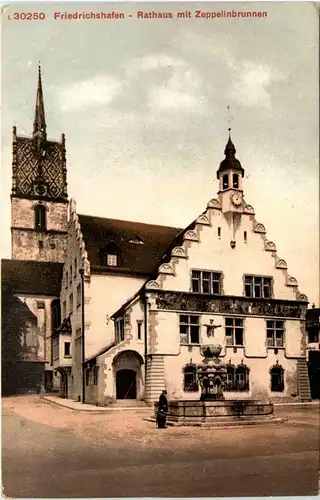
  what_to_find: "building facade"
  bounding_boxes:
[107,137,311,404]
[1,68,314,403]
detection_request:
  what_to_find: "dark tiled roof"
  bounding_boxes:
[1,259,63,296]
[78,214,182,276]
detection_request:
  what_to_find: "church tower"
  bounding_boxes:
[11,66,68,262]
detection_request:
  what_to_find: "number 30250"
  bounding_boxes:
[12,12,46,20]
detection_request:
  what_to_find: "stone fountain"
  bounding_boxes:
[154,342,282,427]
[197,344,227,401]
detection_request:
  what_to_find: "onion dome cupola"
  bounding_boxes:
[217,131,245,192]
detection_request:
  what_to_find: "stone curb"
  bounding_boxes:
[273,402,319,407]
[41,396,151,412]
[145,417,287,428]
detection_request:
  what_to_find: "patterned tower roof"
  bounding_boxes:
[11,67,68,202]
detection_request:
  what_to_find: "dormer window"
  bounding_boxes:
[233,174,239,188]
[34,204,46,232]
[100,242,120,267]
[107,254,117,266]
[222,174,229,190]
[129,235,144,245]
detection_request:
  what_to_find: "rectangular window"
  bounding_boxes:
[244,276,272,298]
[107,254,117,266]
[74,258,77,277]
[64,342,71,357]
[191,270,222,295]
[65,272,68,288]
[266,320,284,347]
[115,318,124,343]
[77,284,81,308]
[69,293,73,313]
[137,321,142,340]
[69,266,72,285]
[233,174,239,189]
[62,301,66,320]
[225,318,244,346]
[93,366,99,385]
[180,315,200,344]
[85,368,90,386]
[53,337,59,360]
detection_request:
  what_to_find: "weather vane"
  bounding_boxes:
[227,104,233,133]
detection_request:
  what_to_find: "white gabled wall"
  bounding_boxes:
[161,208,298,301]
[85,273,145,359]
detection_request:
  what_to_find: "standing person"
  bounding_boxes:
[156,389,168,428]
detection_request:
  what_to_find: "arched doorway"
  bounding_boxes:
[116,369,137,399]
[113,350,144,400]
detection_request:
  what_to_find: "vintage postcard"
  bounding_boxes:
[1,1,319,498]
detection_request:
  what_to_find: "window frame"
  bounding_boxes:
[233,173,239,188]
[137,321,143,340]
[183,364,199,392]
[76,284,81,309]
[270,365,285,392]
[34,204,47,232]
[222,173,229,190]
[62,301,67,320]
[106,254,117,266]
[244,275,273,299]
[266,320,285,347]
[191,270,222,295]
[115,317,125,343]
[93,366,99,385]
[225,364,250,392]
[64,341,71,358]
[69,293,73,314]
[225,317,244,346]
[179,314,200,345]
[52,336,59,361]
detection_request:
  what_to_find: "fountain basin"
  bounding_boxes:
[154,399,281,426]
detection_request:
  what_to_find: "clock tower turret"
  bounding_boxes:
[11,65,68,262]
[217,131,245,214]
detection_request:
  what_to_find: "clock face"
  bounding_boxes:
[231,192,243,206]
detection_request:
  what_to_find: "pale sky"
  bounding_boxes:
[1,2,319,304]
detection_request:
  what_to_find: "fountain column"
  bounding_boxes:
[197,344,227,401]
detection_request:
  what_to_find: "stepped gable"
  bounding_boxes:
[78,214,182,276]
[145,200,308,302]
[1,259,63,296]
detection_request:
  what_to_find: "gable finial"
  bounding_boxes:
[33,63,46,140]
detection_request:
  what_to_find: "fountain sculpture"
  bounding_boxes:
[197,344,227,401]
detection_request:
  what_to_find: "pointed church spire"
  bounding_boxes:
[33,64,46,140]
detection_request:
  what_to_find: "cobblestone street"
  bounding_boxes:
[2,395,319,498]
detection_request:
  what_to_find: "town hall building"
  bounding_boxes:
[1,67,313,404]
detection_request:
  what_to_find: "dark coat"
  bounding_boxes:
[158,393,168,411]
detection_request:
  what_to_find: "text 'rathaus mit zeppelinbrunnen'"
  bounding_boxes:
[53,10,268,20]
